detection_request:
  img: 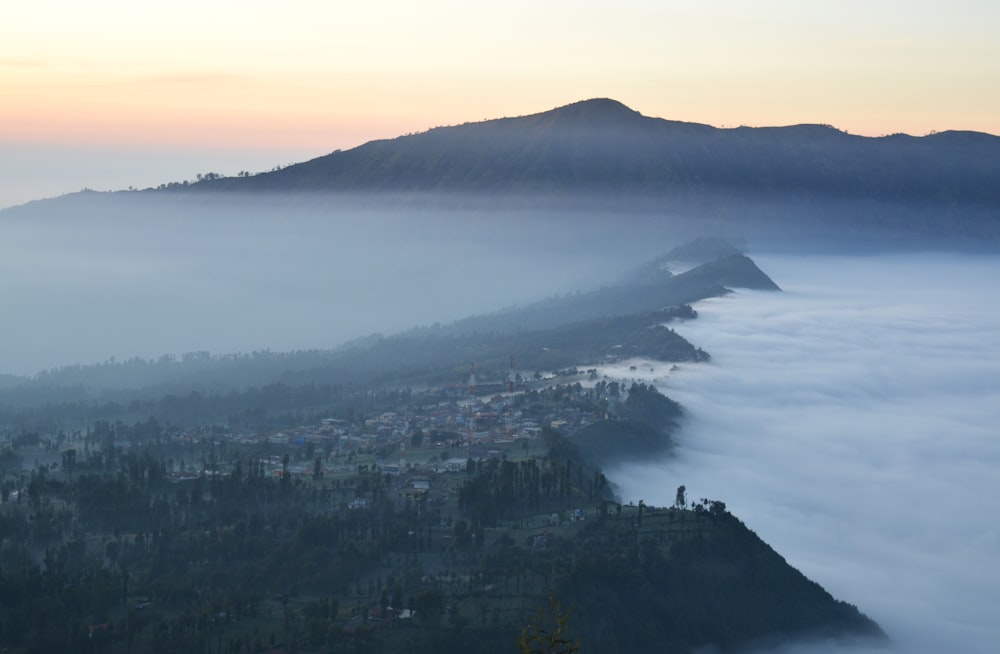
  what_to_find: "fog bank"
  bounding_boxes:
[608,253,1000,653]
[0,194,691,376]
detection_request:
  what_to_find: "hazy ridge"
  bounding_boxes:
[0,248,778,428]
[5,98,998,254]
[191,98,1000,207]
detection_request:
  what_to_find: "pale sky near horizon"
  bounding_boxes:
[2,0,999,209]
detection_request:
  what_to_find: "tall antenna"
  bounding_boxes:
[467,362,476,450]
[507,355,516,436]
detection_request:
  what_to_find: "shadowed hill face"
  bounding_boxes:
[679,254,781,291]
[251,98,678,191]
[621,236,747,285]
[180,98,1000,209]
[557,508,886,653]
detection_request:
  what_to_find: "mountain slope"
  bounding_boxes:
[439,252,779,338]
[556,507,886,653]
[192,98,1000,205]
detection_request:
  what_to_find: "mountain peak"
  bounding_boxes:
[553,97,640,115]
[536,98,646,127]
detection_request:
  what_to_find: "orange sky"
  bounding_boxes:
[2,0,998,207]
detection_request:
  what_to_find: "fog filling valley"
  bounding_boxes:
[607,253,1000,654]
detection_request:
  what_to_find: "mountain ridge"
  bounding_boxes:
[4,98,999,251]
[5,98,998,212]
[172,97,1000,205]
[0,248,773,403]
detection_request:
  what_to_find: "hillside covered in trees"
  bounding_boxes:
[0,403,884,654]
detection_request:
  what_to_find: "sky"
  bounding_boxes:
[604,253,1000,654]
[3,0,1000,209]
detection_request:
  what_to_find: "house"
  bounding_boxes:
[166,471,199,483]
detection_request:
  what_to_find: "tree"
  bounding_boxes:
[414,589,444,626]
[61,448,77,475]
[453,519,471,549]
[675,485,686,509]
[411,430,424,447]
[518,594,580,654]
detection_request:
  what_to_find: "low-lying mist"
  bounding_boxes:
[9,188,990,379]
[607,253,1000,654]
[0,192,707,377]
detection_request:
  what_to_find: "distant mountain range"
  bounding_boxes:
[189,98,1000,206]
[5,98,998,249]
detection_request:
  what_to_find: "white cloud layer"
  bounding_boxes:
[609,253,1000,654]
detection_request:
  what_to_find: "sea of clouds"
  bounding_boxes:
[607,252,1000,654]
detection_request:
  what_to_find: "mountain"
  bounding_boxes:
[439,251,779,338]
[5,98,999,250]
[620,236,746,285]
[190,98,1000,206]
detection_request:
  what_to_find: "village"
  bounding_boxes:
[2,361,666,523]
[0,357,703,653]
[157,368,633,511]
